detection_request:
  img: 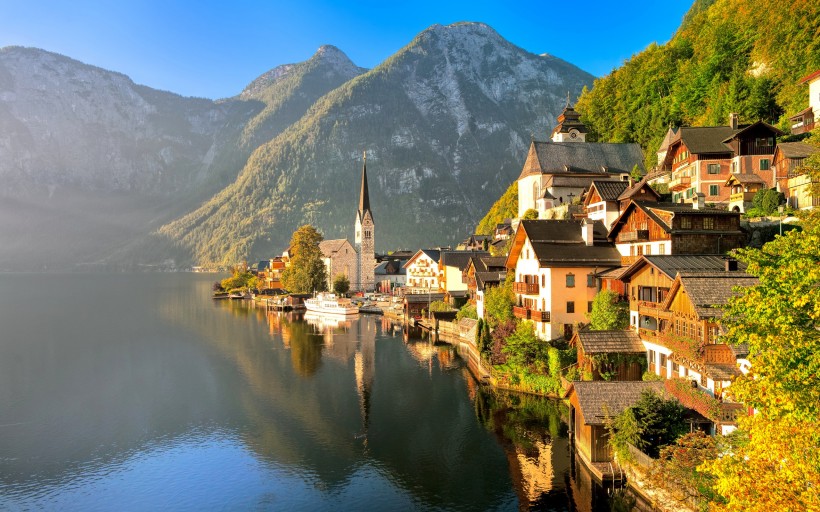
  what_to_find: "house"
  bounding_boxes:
[789,69,820,135]
[607,199,745,266]
[256,257,286,290]
[464,255,507,319]
[506,219,621,340]
[637,270,757,433]
[403,249,441,293]
[404,292,446,319]
[319,239,358,291]
[457,234,492,251]
[566,381,666,466]
[772,142,820,209]
[571,330,646,381]
[724,173,767,213]
[374,259,406,293]
[660,115,783,205]
[583,178,660,230]
[438,250,489,305]
[517,102,645,218]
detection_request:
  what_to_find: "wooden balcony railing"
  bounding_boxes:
[513,306,550,322]
[730,191,756,204]
[513,282,539,294]
[669,175,691,191]
[620,230,649,242]
[513,306,530,319]
[637,302,673,319]
[621,255,641,266]
[792,120,815,135]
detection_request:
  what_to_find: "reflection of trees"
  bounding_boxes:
[282,317,323,376]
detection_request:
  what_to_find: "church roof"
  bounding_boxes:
[319,239,353,257]
[518,141,645,180]
[551,101,588,136]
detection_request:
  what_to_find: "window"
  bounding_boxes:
[760,159,770,171]
[681,217,692,229]
[708,163,721,174]
[659,244,666,255]
[541,274,545,287]
[703,217,714,229]
[731,161,737,173]
[587,301,594,313]
[672,361,680,374]
[709,185,719,196]
[566,273,575,288]
[567,301,575,313]
[587,273,595,288]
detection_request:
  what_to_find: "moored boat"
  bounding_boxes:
[304,292,359,315]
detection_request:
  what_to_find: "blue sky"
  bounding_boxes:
[0,0,692,99]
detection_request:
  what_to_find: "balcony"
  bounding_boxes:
[621,255,641,266]
[513,306,531,320]
[513,282,539,294]
[669,175,691,191]
[513,306,550,322]
[637,301,672,319]
[792,120,815,135]
[729,191,756,204]
[619,230,649,242]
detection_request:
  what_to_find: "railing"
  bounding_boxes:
[637,302,672,319]
[739,142,775,156]
[619,230,649,242]
[532,310,551,322]
[730,191,756,204]
[791,119,815,135]
[512,305,530,319]
[669,175,691,191]
[513,282,539,294]
[621,255,641,266]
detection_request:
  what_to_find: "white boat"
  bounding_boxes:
[304,292,359,316]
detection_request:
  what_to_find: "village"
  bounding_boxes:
[217,68,820,505]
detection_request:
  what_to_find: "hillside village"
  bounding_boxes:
[234,67,820,503]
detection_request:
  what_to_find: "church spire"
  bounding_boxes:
[358,150,371,217]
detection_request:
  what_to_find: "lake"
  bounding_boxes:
[0,273,632,511]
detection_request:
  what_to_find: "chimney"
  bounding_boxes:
[693,192,705,210]
[628,176,635,188]
[729,112,739,130]
[725,259,738,272]
[581,218,594,246]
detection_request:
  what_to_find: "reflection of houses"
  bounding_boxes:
[403,292,446,319]
[608,200,745,266]
[566,381,665,467]
[571,330,645,381]
[517,102,644,218]
[506,219,620,340]
[403,249,441,293]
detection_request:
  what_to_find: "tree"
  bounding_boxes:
[587,290,629,330]
[702,184,820,510]
[502,320,546,369]
[281,225,328,293]
[332,274,350,296]
[609,390,687,460]
[456,302,477,321]
[751,188,785,215]
[522,208,539,220]
[220,267,257,292]
[484,275,514,327]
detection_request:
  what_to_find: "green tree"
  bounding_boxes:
[502,320,546,369]
[521,208,539,220]
[587,290,629,330]
[610,390,687,460]
[703,182,820,510]
[281,225,328,293]
[751,188,785,215]
[456,302,478,321]
[484,276,514,327]
[332,274,350,296]
[220,267,257,292]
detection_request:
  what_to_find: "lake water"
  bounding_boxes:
[0,273,631,511]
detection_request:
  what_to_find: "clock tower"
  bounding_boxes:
[550,95,587,143]
[355,152,375,292]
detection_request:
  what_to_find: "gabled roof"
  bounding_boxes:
[662,271,758,318]
[574,330,645,354]
[440,250,489,271]
[507,219,621,268]
[375,259,406,276]
[657,126,679,153]
[672,126,738,155]
[403,249,441,269]
[518,140,645,180]
[468,255,507,274]
[587,180,629,203]
[619,255,740,281]
[617,177,661,202]
[721,121,784,142]
[567,381,668,425]
[798,69,820,84]
[774,141,820,159]
[319,238,353,257]
[608,201,741,241]
[725,173,766,186]
[476,271,506,291]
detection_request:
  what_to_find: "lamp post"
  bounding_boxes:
[778,205,784,236]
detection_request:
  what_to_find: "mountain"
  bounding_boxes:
[159,23,594,265]
[0,45,365,270]
[575,0,820,168]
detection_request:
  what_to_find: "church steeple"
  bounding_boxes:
[358,151,371,218]
[551,94,587,142]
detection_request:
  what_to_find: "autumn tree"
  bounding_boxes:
[281,225,328,294]
[587,290,629,330]
[702,157,820,510]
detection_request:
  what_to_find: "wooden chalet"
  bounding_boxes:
[571,330,645,381]
[789,69,820,135]
[439,250,488,304]
[403,249,441,293]
[583,178,660,230]
[772,142,820,209]
[607,200,745,266]
[566,381,666,469]
[724,173,767,213]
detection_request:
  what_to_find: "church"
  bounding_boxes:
[517,100,645,218]
[320,152,376,292]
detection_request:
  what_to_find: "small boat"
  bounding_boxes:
[304,292,359,316]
